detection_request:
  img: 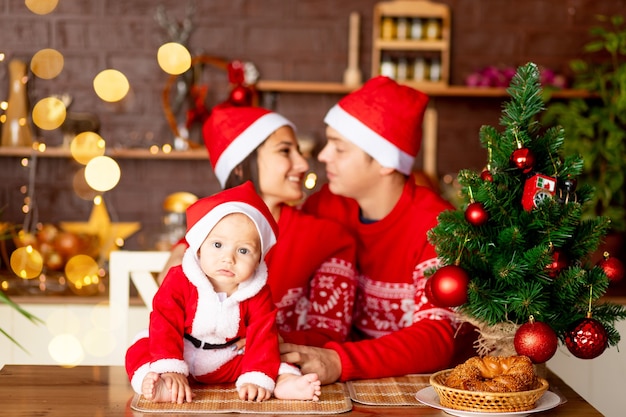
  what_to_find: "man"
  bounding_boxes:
[281,76,470,383]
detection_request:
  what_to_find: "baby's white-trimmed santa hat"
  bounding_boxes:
[185,181,278,258]
[324,75,429,175]
[203,106,295,187]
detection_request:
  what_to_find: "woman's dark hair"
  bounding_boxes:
[223,148,262,194]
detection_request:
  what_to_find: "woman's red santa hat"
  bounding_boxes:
[324,75,429,175]
[203,106,295,187]
[185,181,278,258]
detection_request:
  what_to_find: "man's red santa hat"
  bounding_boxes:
[324,75,429,175]
[203,106,295,187]
[185,181,278,258]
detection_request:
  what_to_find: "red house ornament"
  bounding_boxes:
[522,174,557,211]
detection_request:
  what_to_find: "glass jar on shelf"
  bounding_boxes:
[425,18,442,40]
[429,57,442,82]
[380,54,396,79]
[396,57,409,81]
[396,17,409,40]
[381,16,396,40]
[413,57,428,82]
[410,17,424,40]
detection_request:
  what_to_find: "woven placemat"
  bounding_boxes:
[130,382,352,414]
[346,374,431,406]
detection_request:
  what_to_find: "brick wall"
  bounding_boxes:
[1,0,624,249]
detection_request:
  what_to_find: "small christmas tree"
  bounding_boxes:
[427,62,626,362]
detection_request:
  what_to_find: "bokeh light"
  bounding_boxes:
[157,42,192,75]
[83,327,116,358]
[84,156,121,192]
[32,96,66,130]
[46,308,81,336]
[70,131,106,164]
[93,69,130,102]
[163,192,198,213]
[90,302,110,328]
[10,246,43,279]
[48,334,84,366]
[304,172,318,190]
[65,254,99,285]
[30,48,64,79]
[25,0,59,15]
[65,255,101,296]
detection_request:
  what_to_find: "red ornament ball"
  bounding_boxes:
[598,252,625,283]
[228,85,253,106]
[429,265,469,307]
[424,277,435,303]
[510,147,536,174]
[546,249,568,278]
[565,316,608,359]
[465,202,489,226]
[514,317,558,363]
[480,169,493,182]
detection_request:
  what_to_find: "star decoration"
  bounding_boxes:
[60,198,140,261]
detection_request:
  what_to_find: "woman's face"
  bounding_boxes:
[256,125,309,208]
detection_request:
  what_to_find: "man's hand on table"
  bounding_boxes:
[280,343,342,385]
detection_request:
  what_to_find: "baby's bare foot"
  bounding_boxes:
[274,373,322,401]
[141,372,172,402]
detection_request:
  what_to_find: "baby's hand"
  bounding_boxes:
[237,383,272,402]
[161,372,193,404]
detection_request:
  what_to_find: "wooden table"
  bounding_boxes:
[0,365,602,416]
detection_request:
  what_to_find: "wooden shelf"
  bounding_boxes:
[0,146,208,160]
[374,39,448,50]
[0,84,592,161]
[256,80,356,94]
[256,80,591,98]
[372,1,451,85]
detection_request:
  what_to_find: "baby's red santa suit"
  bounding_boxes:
[125,182,299,395]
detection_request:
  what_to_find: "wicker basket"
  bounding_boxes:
[429,369,549,413]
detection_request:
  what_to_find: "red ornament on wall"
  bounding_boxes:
[514,316,558,363]
[228,85,254,106]
[227,60,246,84]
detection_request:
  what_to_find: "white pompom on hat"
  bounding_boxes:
[324,75,429,175]
[202,106,295,187]
[185,181,278,258]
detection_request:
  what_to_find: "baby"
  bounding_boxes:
[125,182,321,403]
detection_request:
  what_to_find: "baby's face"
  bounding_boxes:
[198,213,261,295]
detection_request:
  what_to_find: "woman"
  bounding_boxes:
[158,105,357,347]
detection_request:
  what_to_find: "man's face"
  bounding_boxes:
[317,126,380,199]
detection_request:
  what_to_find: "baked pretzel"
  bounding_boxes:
[445,355,537,392]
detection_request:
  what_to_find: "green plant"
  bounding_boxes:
[542,14,626,233]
